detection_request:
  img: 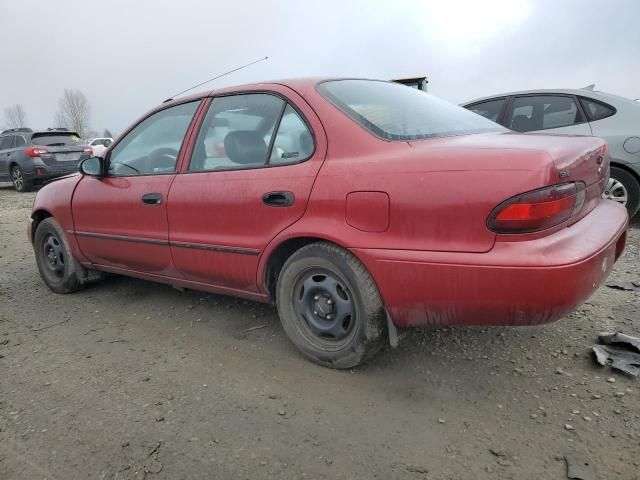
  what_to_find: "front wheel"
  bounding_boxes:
[276,242,387,369]
[604,166,640,218]
[34,218,84,294]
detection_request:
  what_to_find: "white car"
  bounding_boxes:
[463,87,640,217]
[86,137,113,157]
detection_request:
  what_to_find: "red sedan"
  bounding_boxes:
[29,79,628,368]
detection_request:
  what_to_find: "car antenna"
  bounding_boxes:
[163,56,268,103]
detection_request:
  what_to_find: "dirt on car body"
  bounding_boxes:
[1,186,639,479]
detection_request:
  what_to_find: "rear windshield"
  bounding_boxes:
[31,132,82,147]
[318,79,505,141]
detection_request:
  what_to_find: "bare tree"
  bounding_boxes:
[3,104,28,129]
[103,128,114,138]
[54,89,91,137]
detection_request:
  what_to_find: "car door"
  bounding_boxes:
[505,94,592,135]
[0,135,15,180]
[168,88,327,293]
[71,100,201,274]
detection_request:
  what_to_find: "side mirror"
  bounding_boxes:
[79,156,104,176]
[104,139,112,147]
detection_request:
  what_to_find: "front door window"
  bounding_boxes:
[108,101,200,176]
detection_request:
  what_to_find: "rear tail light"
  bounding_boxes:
[84,146,93,155]
[488,182,585,234]
[25,147,48,157]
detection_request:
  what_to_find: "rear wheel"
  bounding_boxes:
[11,165,32,192]
[276,242,387,369]
[34,218,83,293]
[604,166,640,218]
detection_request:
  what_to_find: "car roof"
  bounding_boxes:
[463,88,637,107]
[160,77,389,107]
[32,130,80,136]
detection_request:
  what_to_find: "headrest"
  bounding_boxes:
[511,115,532,133]
[224,130,267,165]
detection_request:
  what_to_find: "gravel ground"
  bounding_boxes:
[1,184,639,480]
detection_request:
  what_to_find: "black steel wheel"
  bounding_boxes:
[276,242,387,368]
[34,218,83,294]
[292,267,358,350]
[41,234,66,279]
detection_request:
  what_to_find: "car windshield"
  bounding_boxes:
[31,132,82,147]
[318,79,506,141]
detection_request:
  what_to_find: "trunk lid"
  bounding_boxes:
[418,132,608,188]
[411,132,608,224]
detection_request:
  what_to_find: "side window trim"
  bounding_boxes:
[185,91,317,174]
[105,99,202,177]
[265,100,288,166]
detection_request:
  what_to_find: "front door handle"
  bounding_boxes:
[142,193,163,205]
[262,191,294,207]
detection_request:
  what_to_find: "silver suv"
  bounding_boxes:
[463,88,640,217]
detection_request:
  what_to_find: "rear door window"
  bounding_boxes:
[507,95,585,132]
[579,97,616,121]
[189,93,286,171]
[14,136,26,147]
[466,98,506,122]
[0,136,15,150]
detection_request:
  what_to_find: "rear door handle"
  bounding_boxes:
[142,193,163,205]
[262,191,294,207]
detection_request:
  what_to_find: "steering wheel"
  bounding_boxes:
[147,147,179,171]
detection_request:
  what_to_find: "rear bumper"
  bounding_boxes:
[23,161,81,182]
[353,200,629,328]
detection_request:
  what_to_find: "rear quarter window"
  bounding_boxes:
[579,97,616,121]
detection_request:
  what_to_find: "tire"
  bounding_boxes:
[605,166,640,218]
[34,218,83,294]
[11,165,32,192]
[276,242,387,369]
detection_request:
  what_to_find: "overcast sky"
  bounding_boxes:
[1,0,638,134]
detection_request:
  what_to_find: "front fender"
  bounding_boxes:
[30,174,87,262]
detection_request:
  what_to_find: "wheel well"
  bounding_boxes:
[264,237,331,299]
[611,162,640,185]
[31,210,53,241]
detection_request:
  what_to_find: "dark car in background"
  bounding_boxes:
[0,128,92,192]
[462,89,640,217]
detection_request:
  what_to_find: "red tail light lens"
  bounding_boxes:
[25,147,48,157]
[488,182,585,234]
[84,146,93,155]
